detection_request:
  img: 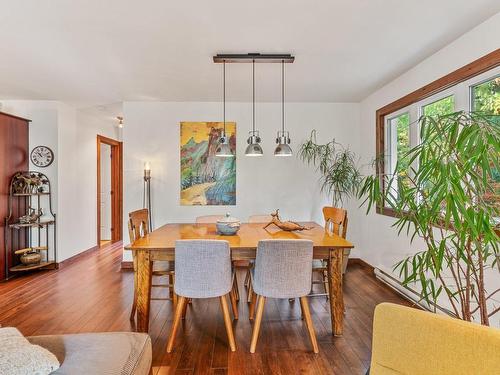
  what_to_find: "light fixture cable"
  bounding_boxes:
[252,59,255,133]
[282,59,285,133]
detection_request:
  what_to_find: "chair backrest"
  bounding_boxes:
[195,215,224,224]
[370,302,500,375]
[128,209,149,243]
[248,215,273,223]
[174,240,232,299]
[322,206,348,239]
[253,240,313,299]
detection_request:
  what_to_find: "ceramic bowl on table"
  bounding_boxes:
[216,213,241,235]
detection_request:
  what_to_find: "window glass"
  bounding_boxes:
[471,75,500,124]
[386,112,411,195]
[422,95,455,117]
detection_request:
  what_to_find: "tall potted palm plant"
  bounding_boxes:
[299,130,362,272]
[360,112,499,325]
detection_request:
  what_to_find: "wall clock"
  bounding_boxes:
[30,146,54,167]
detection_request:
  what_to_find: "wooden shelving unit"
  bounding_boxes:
[4,171,57,278]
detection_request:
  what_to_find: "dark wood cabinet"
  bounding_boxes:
[0,111,30,281]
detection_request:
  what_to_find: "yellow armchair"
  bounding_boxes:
[370,302,500,375]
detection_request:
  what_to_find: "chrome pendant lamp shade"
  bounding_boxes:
[274,60,292,156]
[245,60,263,156]
[216,60,235,158]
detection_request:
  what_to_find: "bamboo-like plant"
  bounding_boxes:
[359,112,500,325]
[299,130,361,207]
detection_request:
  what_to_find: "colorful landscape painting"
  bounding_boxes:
[180,122,236,205]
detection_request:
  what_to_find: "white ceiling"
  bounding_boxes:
[0,1,499,104]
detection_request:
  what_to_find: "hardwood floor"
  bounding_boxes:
[0,242,414,374]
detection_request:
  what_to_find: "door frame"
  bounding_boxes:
[97,135,123,246]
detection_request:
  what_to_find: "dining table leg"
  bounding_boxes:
[136,250,152,333]
[328,248,344,336]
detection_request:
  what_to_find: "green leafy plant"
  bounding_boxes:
[359,112,500,325]
[299,130,361,207]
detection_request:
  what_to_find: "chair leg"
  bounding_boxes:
[299,296,319,354]
[229,284,239,320]
[247,278,253,303]
[220,294,237,352]
[168,274,174,300]
[182,298,189,319]
[233,274,240,302]
[250,295,266,353]
[249,291,257,320]
[172,274,177,308]
[166,296,186,353]
[322,270,329,300]
[130,253,138,321]
[244,268,250,288]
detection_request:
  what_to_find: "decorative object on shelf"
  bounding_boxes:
[359,112,500,326]
[245,60,263,156]
[263,209,312,231]
[30,146,54,167]
[274,60,293,156]
[4,171,57,278]
[215,60,234,158]
[216,213,241,235]
[18,208,43,224]
[298,130,362,207]
[143,162,152,231]
[12,172,49,194]
[212,53,295,156]
[19,251,42,266]
[180,122,236,206]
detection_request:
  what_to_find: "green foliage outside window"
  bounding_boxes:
[472,76,500,125]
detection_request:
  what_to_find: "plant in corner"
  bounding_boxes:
[298,130,361,207]
[359,112,500,325]
[298,130,362,273]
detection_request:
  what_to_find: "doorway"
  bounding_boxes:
[97,135,123,247]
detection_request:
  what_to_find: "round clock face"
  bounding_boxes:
[30,146,54,167]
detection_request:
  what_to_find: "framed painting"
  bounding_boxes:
[180,122,236,206]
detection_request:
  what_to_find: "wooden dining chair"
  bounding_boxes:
[310,206,348,298]
[129,209,176,321]
[167,240,236,353]
[195,215,239,319]
[249,239,318,353]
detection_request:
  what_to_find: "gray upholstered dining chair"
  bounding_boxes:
[166,240,236,353]
[249,239,319,354]
[244,215,273,302]
[195,215,240,320]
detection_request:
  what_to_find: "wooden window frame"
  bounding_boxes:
[375,48,500,217]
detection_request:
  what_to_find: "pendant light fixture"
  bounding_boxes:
[215,60,234,157]
[245,60,263,156]
[274,60,292,156]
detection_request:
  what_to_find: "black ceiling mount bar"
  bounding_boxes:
[213,53,294,63]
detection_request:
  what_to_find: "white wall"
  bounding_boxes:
[0,100,120,261]
[122,101,360,261]
[357,13,500,326]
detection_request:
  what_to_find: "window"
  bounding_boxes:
[471,74,500,124]
[376,51,500,216]
[422,95,455,117]
[385,112,411,195]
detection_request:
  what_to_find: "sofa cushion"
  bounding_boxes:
[28,332,151,375]
[0,327,60,375]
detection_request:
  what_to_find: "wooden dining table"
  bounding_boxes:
[124,221,354,336]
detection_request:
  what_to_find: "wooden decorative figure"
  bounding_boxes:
[263,209,312,231]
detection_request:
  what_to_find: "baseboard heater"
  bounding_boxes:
[374,268,454,316]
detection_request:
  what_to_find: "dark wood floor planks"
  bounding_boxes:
[0,242,414,375]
